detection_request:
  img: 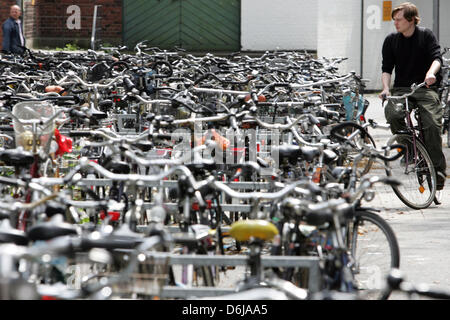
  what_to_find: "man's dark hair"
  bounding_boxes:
[392,2,421,25]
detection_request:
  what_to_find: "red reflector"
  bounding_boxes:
[100,211,120,221]
[232,147,245,155]
[192,202,199,211]
[156,149,166,156]
[359,115,365,122]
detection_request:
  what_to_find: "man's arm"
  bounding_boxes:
[379,72,392,99]
[424,59,441,87]
[2,22,12,53]
[380,34,394,99]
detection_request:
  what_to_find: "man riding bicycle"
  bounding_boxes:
[379,2,446,203]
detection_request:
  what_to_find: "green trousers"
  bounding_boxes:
[384,87,446,189]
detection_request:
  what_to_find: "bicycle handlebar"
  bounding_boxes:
[382,82,427,103]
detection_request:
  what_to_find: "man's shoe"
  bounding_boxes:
[434,190,443,205]
[437,171,446,190]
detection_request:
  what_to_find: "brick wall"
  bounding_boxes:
[0,0,21,50]
[23,0,122,49]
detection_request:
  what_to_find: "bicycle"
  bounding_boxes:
[439,48,450,147]
[385,268,450,300]
[382,82,438,209]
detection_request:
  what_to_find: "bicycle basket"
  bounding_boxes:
[12,101,56,154]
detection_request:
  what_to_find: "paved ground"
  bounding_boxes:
[363,94,450,299]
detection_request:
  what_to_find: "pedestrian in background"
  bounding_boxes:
[2,4,26,55]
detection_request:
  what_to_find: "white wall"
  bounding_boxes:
[241,0,317,51]
[363,0,434,90]
[440,1,450,49]
[243,0,446,89]
[317,0,362,78]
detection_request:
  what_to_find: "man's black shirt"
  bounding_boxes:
[382,26,442,88]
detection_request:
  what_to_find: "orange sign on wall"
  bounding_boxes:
[383,1,392,21]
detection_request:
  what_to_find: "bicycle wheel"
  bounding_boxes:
[333,123,377,177]
[348,210,400,300]
[447,118,450,148]
[384,134,436,209]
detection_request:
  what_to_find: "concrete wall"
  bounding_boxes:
[317,0,362,78]
[317,0,439,90]
[362,0,433,90]
[241,0,317,51]
[440,0,450,49]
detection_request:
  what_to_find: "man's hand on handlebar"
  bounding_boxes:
[379,88,391,101]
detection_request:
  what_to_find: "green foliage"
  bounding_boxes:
[55,43,82,51]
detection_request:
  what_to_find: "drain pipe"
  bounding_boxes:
[360,0,364,77]
[433,0,439,40]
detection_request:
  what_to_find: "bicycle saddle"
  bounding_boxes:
[27,214,78,241]
[279,197,303,219]
[98,99,114,111]
[229,219,279,242]
[45,201,67,218]
[323,149,338,165]
[186,160,217,173]
[299,146,321,162]
[273,145,301,165]
[0,149,34,167]
[303,203,354,226]
[104,160,131,174]
[131,141,153,152]
[154,114,175,124]
[90,108,108,120]
[0,219,29,246]
[331,166,352,181]
[308,114,328,126]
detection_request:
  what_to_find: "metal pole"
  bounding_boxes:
[433,0,439,40]
[360,0,364,77]
[91,5,99,50]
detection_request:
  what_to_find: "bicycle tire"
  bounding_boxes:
[384,134,437,209]
[348,210,400,300]
[446,109,450,148]
[334,123,377,177]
